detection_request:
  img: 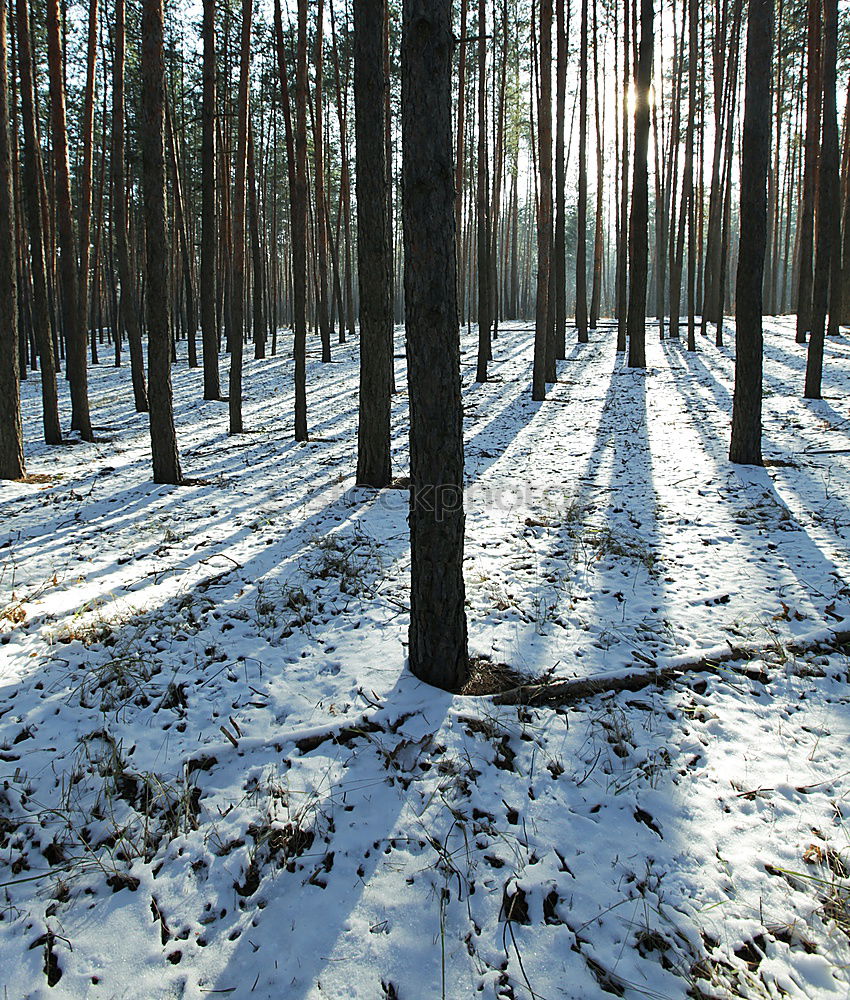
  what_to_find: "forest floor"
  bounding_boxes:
[2,317,850,999]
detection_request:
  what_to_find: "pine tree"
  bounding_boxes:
[730,0,773,464]
[402,0,469,690]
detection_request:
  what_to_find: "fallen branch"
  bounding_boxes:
[493,620,850,707]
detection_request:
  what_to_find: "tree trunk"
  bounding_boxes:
[0,0,24,480]
[140,0,182,482]
[475,0,491,382]
[626,0,653,368]
[553,0,568,356]
[804,0,838,398]
[293,0,309,439]
[402,0,469,690]
[575,0,589,342]
[615,0,629,352]
[354,0,392,486]
[201,0,220,399]
[77,0,97,366]
[15,0,62,443]
[248,127,265,360]
[112,0,149,413]
[729,0,772,464]
[313,0,332,362]
[532,0,553,399]
[228,0,251,434]
[47,0,93,439]
[795,0,821,343]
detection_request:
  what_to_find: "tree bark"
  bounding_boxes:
[201,0,220,399]
[402,0,469,690]
[475,0,491,382]
[354,0,392,487]
[0,0,24,479]
[729,0,772,465]
[575,0,589,342]
[532,0,553,399]
[15,0,62,443]
[112,0,149,413]
[804,0,838,398]
[47,0,93,439]
[228,0,251,434]
[795,0,821,343]
[140,0,182,482]
[626,0,653,368]
[77,0,98,366]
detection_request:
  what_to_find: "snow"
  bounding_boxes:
[1,317,850,999]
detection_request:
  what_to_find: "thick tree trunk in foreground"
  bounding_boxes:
[140,0,181,483]
[730,0,773,465]
[354,0,392,487]
[626,0,653,368]
[47,0,93,440]
[0,2,24,480]
[16,0,62,444]
[402,0,469,690]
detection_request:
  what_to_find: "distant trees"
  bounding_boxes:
[730,0,773,465]
[402,0,468,690]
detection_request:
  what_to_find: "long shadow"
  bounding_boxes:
[662,338,850,622]
[516,348,672,677]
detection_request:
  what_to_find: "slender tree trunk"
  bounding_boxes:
[455,0,468,300]
[201,0,220,398]
[575,0,589,342]
[685,0,696,352]
[228,0,251,434]
[313,0,332,362]
[354,0,392,486]
[140,0,181,482]
[16,0,62,443]
[615,0,629,351]
[554,0,567,356]
[626,0,653,367]
[0,1,24,479]
[475,0,491,382]
[248,127,265,360]
[47,0,93,439]
[293,0,309,439]
[77,0,97,364]
[589,0,604,331]
[796,0,821,343]
[166,102,197,368]
[112,0,149,412]
[805,0,838,398]
[532,0,553,399]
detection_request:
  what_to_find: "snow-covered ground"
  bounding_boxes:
[1,317,849,999]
